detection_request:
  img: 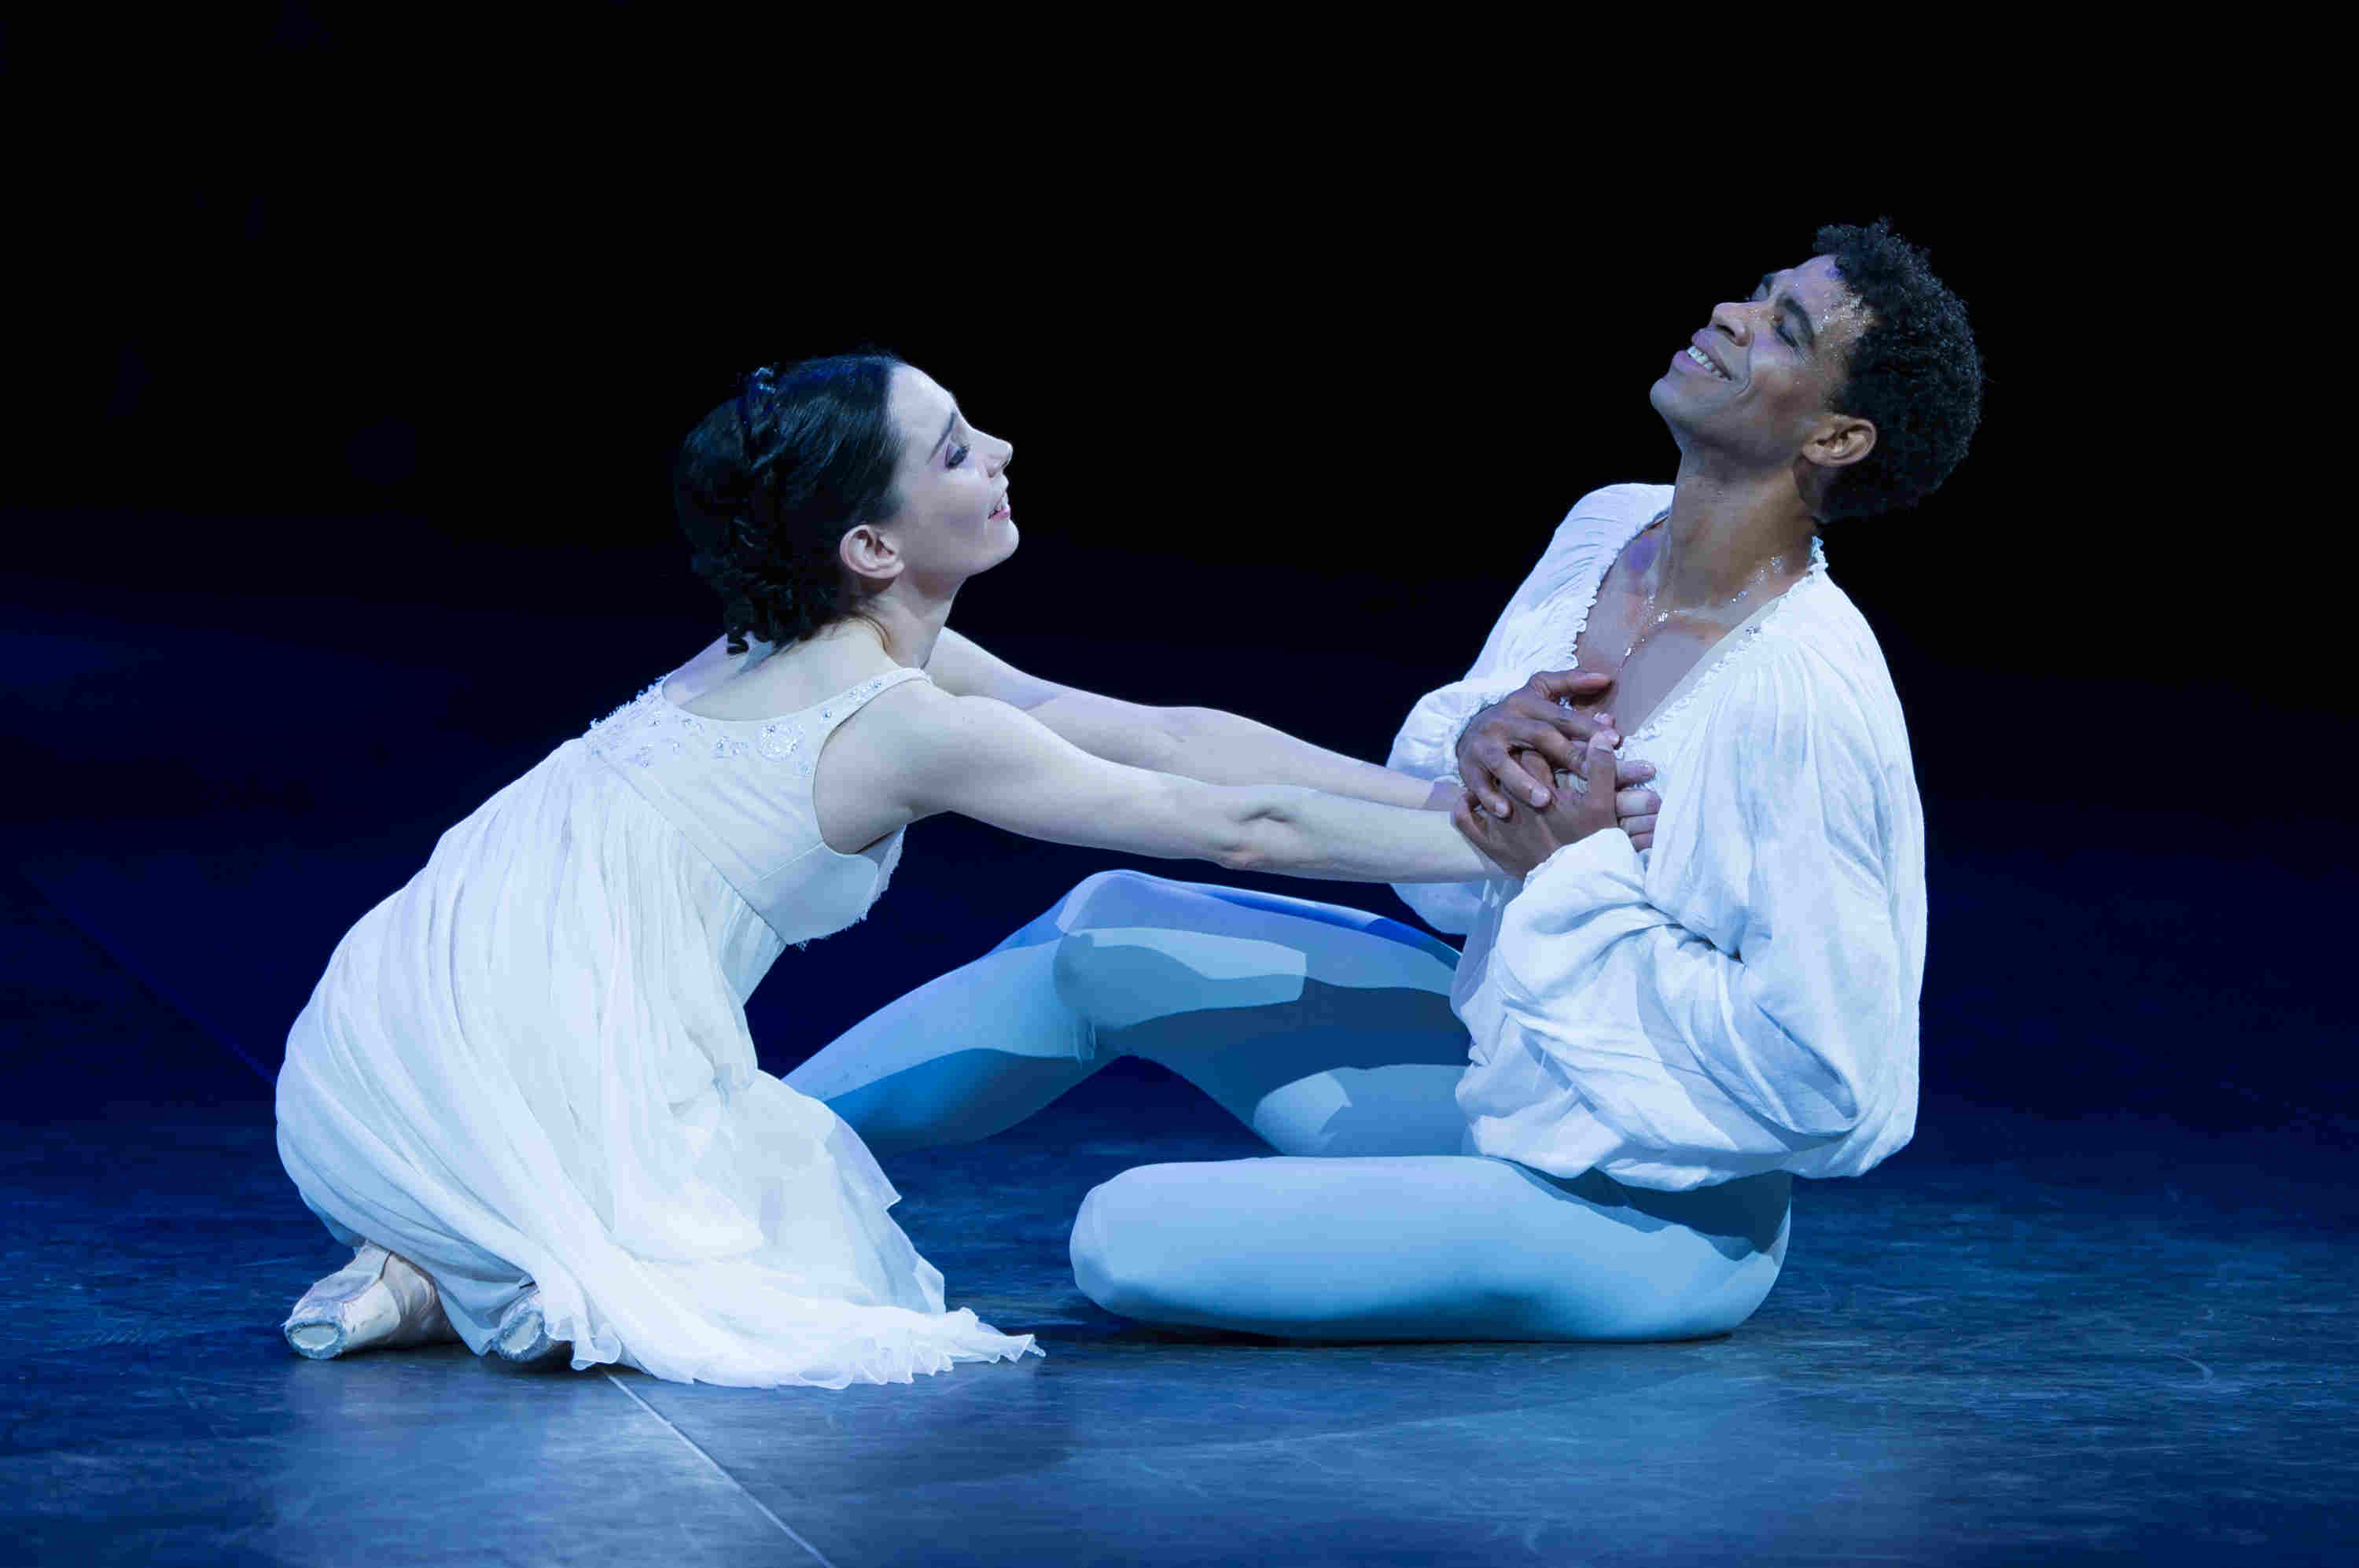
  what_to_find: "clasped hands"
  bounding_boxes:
[1442,670,1661,879]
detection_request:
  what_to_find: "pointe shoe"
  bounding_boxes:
[284,1244,458,1360]
[484,1288,572,1371]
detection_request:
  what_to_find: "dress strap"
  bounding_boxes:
[806,666,933,738]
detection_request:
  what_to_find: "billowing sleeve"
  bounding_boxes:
[1383,674,1532,933]
[1485,642,1909,1180]
[1382,482,1673,937]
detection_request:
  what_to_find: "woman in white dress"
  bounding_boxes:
[274,353,1640,1389]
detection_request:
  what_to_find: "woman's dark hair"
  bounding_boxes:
[674,352,911,656]
[1809,218,1985,522]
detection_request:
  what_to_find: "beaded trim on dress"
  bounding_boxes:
[583,669,922,776]
[584,681,722,769]
[581,668,929,951]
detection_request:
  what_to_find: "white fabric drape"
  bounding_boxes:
[278,664,1040,1386]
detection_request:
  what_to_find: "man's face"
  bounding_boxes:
[1649,253,1875,472]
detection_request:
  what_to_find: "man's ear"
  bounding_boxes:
[1808,415,1877,471]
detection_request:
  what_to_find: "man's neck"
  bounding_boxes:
[1655,462,1820,613]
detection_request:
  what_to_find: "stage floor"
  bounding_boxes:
[5,869,2355,1568]
[7,578,2357,1567]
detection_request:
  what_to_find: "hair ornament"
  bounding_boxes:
[734,366,781,460]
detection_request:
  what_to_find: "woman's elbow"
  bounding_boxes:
[1208,794,1290,874]
[1212,819,1268,873]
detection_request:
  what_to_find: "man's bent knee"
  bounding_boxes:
[1056,868,1194,932]
[1050,907,1305,1036]
[1068,1171,1175,1320]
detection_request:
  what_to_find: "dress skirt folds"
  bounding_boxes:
[275,665,1036,1388]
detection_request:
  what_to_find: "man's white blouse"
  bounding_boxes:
[1386,482,1924,1191]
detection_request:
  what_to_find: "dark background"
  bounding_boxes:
[7,22,2348,1168]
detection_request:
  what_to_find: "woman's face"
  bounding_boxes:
[845,365,1018,590]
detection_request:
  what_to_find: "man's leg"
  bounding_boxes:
[1069,1156,1793,1342]
[785,870,1472,1159]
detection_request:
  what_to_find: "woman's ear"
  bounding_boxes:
[839,524,903,584]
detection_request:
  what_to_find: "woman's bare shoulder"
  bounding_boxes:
[841,675,1013,760]
[811,675,1032,834]
[826,675,1079,807]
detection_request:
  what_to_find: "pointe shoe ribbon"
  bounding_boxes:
[283,1244,458,1360]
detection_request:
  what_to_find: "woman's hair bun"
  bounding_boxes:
[674,352,907,655]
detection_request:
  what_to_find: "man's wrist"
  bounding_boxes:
[1448,696,1507,771]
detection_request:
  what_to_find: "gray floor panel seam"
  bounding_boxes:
[604,1371,842,1568]
[635,1379,1774,1498]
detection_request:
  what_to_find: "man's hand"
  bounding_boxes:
[1457,670,1658,843]
[1426,770,1658,851]
[1451,730,1625,879]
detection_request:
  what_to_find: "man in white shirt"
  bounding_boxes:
[791,217,1982,1341]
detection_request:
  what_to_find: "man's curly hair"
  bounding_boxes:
[1810,218,1984,522]
[673,352,909,657]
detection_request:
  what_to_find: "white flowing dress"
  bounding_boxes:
[274,656,1040,1387]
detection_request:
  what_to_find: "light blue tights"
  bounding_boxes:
[785,870,1790,1342]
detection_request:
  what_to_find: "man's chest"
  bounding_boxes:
[1562,537,1754,738]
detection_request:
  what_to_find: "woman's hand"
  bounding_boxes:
[1617,771,1660,852]
[1449,730,1625,880]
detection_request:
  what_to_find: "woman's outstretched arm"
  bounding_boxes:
[925,627,1442,808]
[888,683,1502,885]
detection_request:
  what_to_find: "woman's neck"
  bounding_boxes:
[836,573,960,669]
